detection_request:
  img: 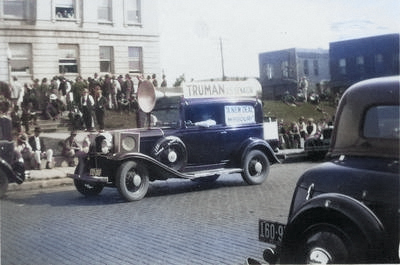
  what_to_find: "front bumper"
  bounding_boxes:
[67,173,109,183]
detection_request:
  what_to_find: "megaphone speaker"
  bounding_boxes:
[137,80,156,113]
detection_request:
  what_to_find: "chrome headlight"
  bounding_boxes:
[95,132,113,154]
[121,136,137,152]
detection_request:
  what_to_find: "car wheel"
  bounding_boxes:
[241,150,269,185]
[116,160,149,201]
[281,222,367,264]
[0,168,9,198]
[74,179,104,196]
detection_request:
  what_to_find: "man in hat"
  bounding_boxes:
[62,130,85,167]
[28,127,54,169]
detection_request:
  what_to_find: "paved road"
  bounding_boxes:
[1,161,317,265]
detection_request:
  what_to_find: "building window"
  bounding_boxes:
[339,58,346,75]
[100,46,113,73]
[59,44,78,74]
[8,43,32,75]
[3,0,31,20]
[55,0,75,19]
[128,47,143,73]
[303,60,309,75]
[264,64,273,80]
[125,0,141,24]
[356,56,365,74]
[313,60,319,75]
[98,0,112,22]
[281,61,288,78]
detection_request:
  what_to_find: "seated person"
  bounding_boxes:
[29,127,54,169]
[62,130,85,167]
[15,133,33,169]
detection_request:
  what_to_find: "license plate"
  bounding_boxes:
[259,219,285,245]
[90,168,102,176]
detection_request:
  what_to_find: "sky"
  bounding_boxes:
[158,0,400,84]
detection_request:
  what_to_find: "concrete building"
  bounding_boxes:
[0,0,160,84]
[259,48,330,100]
[329,33,400,93]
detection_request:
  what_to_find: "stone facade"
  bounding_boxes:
[0,0,160,84]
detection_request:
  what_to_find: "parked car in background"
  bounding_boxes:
[304,126,333,160]
[68,79,280,201]
[254,76,399,264]
[0,101,26,198]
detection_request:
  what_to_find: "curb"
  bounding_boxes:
[8,178,73,192]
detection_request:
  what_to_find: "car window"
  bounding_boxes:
[363,105,400,139]
[152,97,181,128]
[185,104,222,126]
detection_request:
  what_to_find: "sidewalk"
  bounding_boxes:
[7,131,305,192]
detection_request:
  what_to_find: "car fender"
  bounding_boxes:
[111,152,189,181]
[283,193,385,256]
[238,137,280,165]
[0,158,15,181]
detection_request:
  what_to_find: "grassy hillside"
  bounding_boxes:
[263,100,337,124]
[104,100,338,129]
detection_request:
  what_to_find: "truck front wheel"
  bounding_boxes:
[116,161,149,201]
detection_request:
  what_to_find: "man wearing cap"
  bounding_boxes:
[62,130,84,167]
[28,127,54,169]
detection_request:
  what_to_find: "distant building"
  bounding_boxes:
[329,33,400,93]
[259,48,330,100]
[0,0,160,84]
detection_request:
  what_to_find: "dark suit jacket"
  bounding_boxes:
[29,136,46,152]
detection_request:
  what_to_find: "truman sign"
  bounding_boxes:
[182,79,261,98]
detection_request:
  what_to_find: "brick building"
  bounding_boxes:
[259,48,330,100]
[329,33,400,93]
[0,0,160,84]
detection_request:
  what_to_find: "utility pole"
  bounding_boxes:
[219,37,226,81]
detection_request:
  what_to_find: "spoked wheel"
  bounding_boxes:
[74,179,105,196]
[281,222,366,264]
[241,150,270,185]
[0,168,9,198]
[116,161,149,201]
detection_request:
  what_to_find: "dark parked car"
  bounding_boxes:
[68,80,279,201]
[255,76,399,264]
[304,126,333,160]
[0,102,26,198]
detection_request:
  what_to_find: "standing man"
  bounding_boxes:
[80,88,95,131]
[28,127,54,169]
[94,89,107,132]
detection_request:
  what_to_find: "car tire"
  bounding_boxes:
[281,221,367,264]
[0,168,9,198]
[241,150,269,185]
[73,163,104,196]
[74,179,104,196]
[116,160,149,201]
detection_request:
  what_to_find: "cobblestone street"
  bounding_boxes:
[1,162,316,265]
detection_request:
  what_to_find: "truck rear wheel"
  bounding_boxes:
[241,150,269,185]
[116,161,149,201]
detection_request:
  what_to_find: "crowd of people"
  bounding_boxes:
[278,116,334,149]
[6,72,166,134]
[1,72,166,169]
